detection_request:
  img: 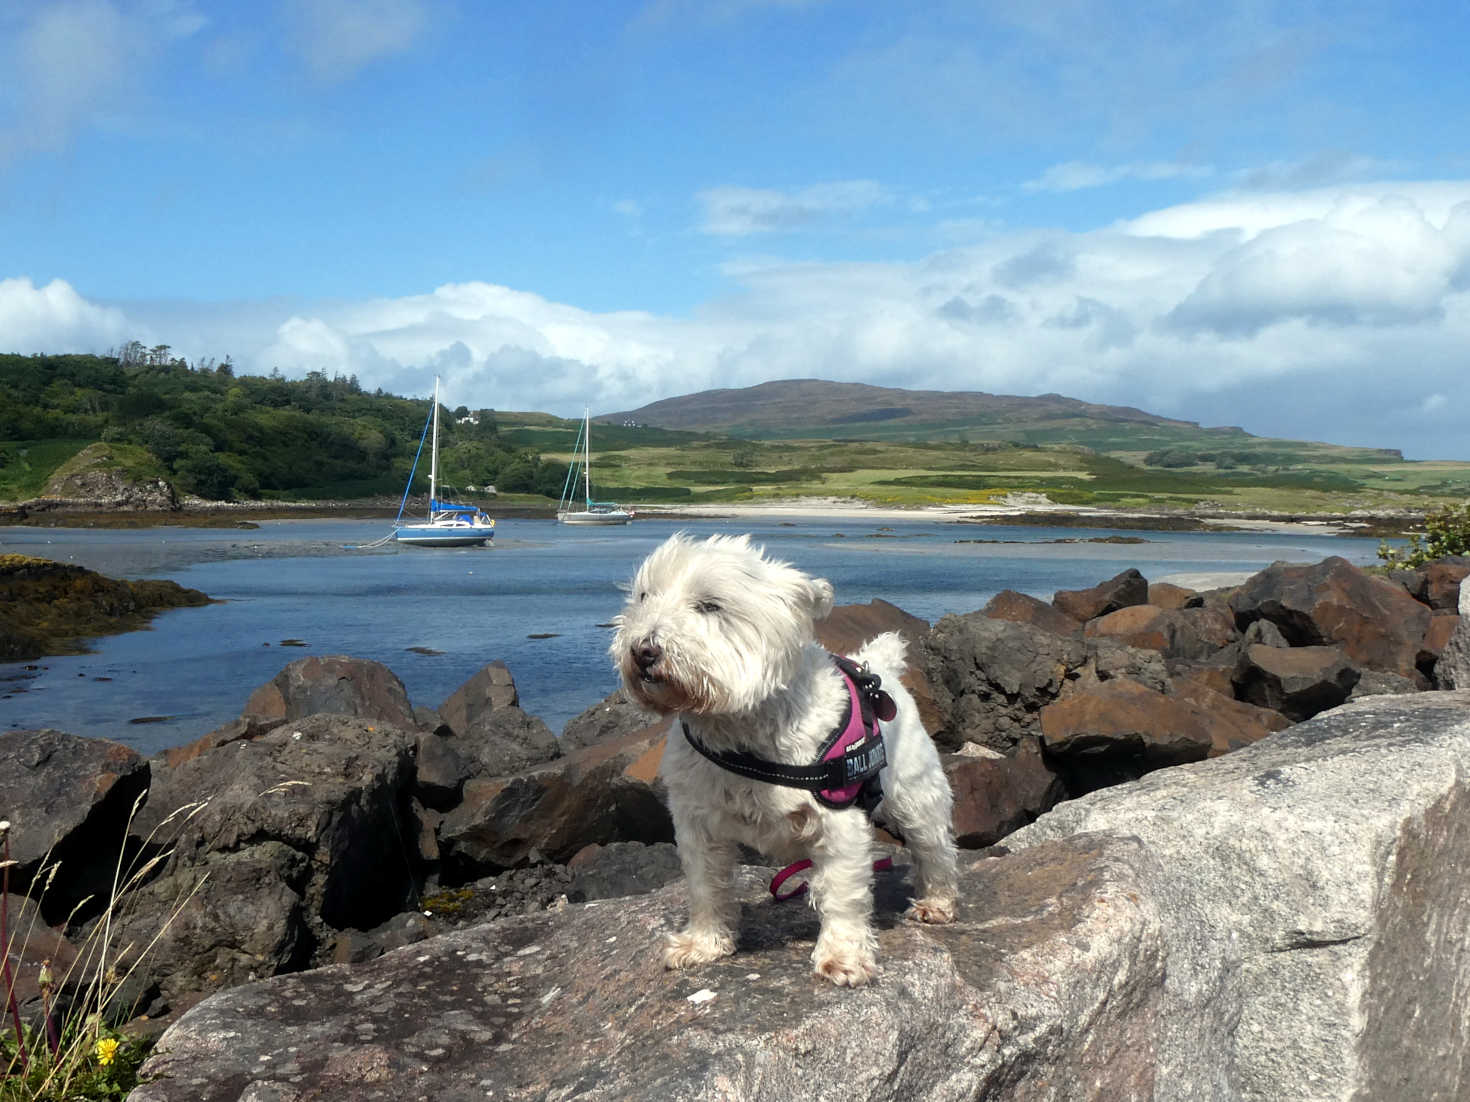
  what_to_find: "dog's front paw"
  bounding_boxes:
[812,938,877,987]
[906,896,957,924]
[664,928,736,970]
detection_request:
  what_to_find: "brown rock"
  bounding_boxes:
[1086,604,1238,664]
[944,736,1067,847]
[1053,568,1149,621]
[438,660,519,736]
[0,729,150,924]
[1229,556,1431,678]
[242,655,416,730]
[1423,559,1470,611]
[438,728,673,874]
[1040,678,1215,766]
[1233,643,1360,722]
[981,589,1082,635]
[1147,582,1201,610]
[1171,682,1293,756]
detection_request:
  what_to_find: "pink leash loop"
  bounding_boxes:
[768,856,894,901]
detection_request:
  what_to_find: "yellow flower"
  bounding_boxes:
[95,1037,120,1067]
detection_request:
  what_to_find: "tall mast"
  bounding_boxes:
[583,408,593,506]
[429,377,440,510]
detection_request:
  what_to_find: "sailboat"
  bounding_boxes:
[557,409,632,525]
[393,377,495,547]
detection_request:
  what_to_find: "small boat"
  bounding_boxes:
[557,409,632,525]
[394,377,495,547]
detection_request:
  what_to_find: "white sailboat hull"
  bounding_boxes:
[557,508,632,525]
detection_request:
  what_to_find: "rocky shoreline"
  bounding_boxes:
[3,551,1468,1098]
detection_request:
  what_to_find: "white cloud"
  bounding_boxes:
[697,180,889,236]
[0,277,133,353]
[13,180,1470,460]
[1024,161,1213,193]
[281,0,429,82]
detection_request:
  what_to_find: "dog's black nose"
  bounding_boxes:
[634,641,662,671]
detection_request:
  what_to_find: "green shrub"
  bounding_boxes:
[1378,502,1470,568]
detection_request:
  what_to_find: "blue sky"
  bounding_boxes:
[4,0,1470,459]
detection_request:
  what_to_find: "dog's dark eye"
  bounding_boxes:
[637,591,647,602]
[695,599,721,614]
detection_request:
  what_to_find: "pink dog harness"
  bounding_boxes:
[681,654,900,902]
[680,654,895,809]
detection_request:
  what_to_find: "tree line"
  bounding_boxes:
[0,353,570,502]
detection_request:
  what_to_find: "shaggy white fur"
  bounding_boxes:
[610,532,959,986]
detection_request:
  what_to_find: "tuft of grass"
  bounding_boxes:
[1,798,210,1101]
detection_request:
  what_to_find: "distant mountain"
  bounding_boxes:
[606,379,1229,442]
[603,378,1405,462]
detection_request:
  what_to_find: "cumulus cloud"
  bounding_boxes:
[0,277,133,353]
[697,180,889,235]
[281,0,429,82]
[14,179,1470,460]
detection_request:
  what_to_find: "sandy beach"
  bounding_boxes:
[634,496,1377,537]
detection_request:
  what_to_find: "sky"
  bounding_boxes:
[3,1,1470,460]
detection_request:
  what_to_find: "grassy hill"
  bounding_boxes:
[4,357,1467,522]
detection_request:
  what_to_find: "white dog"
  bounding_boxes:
[611,532,959,986]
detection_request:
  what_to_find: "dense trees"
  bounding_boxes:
[0,352,561,502]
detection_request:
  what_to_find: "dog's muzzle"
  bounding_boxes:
[632,639,663,682]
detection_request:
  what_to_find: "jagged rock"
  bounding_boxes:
[560,691,656,751]
[1083,603,1238,663]
[1242,617,1290,647]
[921,613,1085,753]
[1233,643,1361,722]
[980,588,1082,635]
[566,841,684,903]
[943,736,1066,847]
[133,835,1168,1102]
[38,444,178,510]
[0,729,150,924]
[1229,556,1431,678]
[1146,581,1202,610]
[438,729,672,876]
[458,705,561,776]
[109,715,418,1008]
[1040,678,1216,768]
[1421,613,1461,680]
[162,714,287,768]
[1170,682,1293,755]
[1349,669,1421,699]
[241,655,416,730]
[1052,567,1148,621]
[1007,692,1470,1102]
[1423,557,1470,611]
[413,730,473,809]
[437,660,518,735]
[1077,636,1171,692]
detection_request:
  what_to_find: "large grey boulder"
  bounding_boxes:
[134,834,1168,1102]
[130,693,1470,1101]
[1007,691,1470,1102]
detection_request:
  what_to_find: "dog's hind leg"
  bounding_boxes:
[665,822,740,970]
[807,812,880,985]
[887,778,960,924]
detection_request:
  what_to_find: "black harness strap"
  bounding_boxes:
[680,654,895,816]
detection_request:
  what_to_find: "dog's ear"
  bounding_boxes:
[806,576,835,621]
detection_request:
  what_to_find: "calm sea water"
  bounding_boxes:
[0,515,1385,755]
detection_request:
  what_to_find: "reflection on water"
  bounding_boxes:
[0,516,1383,755]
